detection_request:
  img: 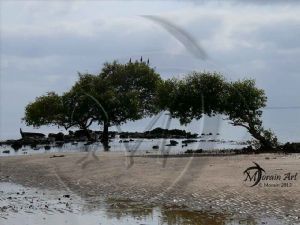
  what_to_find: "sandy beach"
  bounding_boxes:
[0,152,299,224]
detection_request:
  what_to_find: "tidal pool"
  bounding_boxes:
[0,182,290,225]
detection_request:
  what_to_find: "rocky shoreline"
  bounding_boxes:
[1,128,199,150]
[1,127,300,155]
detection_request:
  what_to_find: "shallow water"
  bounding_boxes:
[0,182,289,225]
[0,138,247,157]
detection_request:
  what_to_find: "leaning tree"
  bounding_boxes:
[160,71,278,151]
[223,79,278,150]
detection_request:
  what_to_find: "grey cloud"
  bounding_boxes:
[1,1,300,141]
[232,20,300,50]
[185,0,300,6]
[255,21,300,49]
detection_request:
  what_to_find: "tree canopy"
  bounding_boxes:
[160,72,278,150]
[23,92,70,129]
[23,61,277,151]
[223,79,277,149]
[24,60,162,148]
[158,72,226,124]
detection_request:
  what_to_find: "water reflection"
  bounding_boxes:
[0,182,286,225]
[161,209,229,225]
[162,208,260,225]
[87,198,259,225]
[105,199,154,221]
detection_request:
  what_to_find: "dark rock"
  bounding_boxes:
[11,141,22,150]
[184,149,203,154]
[84,141,94,146]
[30,142,37,148]
[282,142,300,153]
[170,140,178,145]
[55,141,64,148]
[50,155,65,158]
[182,139,197,144]
[119,128,198,139]
[184,149,193,154]
[166,140,178,146]
[2,150,10,154]
[48,132,64,141]
[44,145,51,150]
[63,135,72,142]
[241,146,255,154]
[74,129,89,137]
[108,131,117,138]
[120,134,128,138]
[152,145,159,149]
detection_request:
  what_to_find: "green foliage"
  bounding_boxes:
[161,73,278,150]
[23,60,162,134]
[160,72,227,124]
[23,60,277,150]
[100,60,162,120]
[223,79,278,149]
[23,92,70,129]
[157,78,179,112]
[223,79,266,124]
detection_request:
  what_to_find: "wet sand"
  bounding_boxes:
[0,182,284,225]
[0,152,300,224]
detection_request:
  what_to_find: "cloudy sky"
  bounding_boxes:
[1,0,300,142]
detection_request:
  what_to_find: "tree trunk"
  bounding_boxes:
[85,128,92,141]
[231,118,276,152]
[248,126,274,151]
[101,121,109,151]
[80,125,92,141]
